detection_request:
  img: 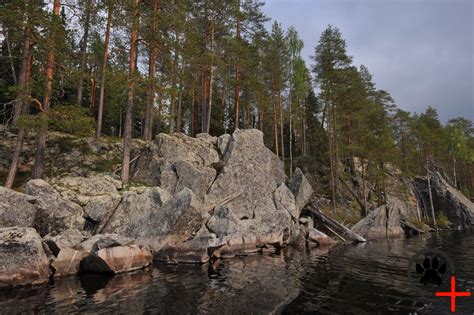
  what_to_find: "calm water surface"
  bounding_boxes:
[1,231,473,314]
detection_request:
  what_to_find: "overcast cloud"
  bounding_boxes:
[262,0,473,123]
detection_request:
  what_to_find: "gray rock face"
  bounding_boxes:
[351,196,409,240]
[289,167,314,215]
[206,129,287,221]
[105,188,207,242]
[102,187,170,236]
[156,133,219,167]
[0,187,37,228]
[26,179,85,236]
[50,175,122,225]
[174,161,216,200]
[414,171,474,229]
[0,227,51,288]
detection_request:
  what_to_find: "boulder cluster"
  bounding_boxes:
[0,129,319,289]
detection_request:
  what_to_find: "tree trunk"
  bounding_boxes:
[31,0,61,179]
[205,13,215,134]
[170,30,180,133]
[5,30,17,86]
[120,0,140,184]
[76,0,92,106]
[289,89,293,176]
[143,0,159,141]
[89,76,96,113]
[426,162,437,228]
[5,47,33,189]
[191,79,196,136]
[234,0,241,130]
[96,4,112,139]
[279,92,285,168]
[201,67,207,133]
[273,92,279,157]
[12,28,32,125]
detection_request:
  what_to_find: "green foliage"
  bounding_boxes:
[48,106,95,136]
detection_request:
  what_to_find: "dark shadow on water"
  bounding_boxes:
[78,272,114,296]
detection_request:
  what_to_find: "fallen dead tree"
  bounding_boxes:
[306,200,367,243]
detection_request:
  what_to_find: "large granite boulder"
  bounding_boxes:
[351,196,409,239]
[0,227,51,288]
[26,179,85,236]
[0,187,37,228]
[414,171,474,229]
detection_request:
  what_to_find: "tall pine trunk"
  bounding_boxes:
[234,0,241,130]
[12,28,31,125]
[273,91,279,157]
[5,43,33,188]
[205,13,215,134]
[143,0,159,140]
[76,0,92,106]
[191,79,196,136]
[31,0,61,179]
[120,0,140,184]
[96,4,112,138]
[279,92,285,167]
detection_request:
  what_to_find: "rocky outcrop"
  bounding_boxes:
[0,227,51,288]
[414,171,474,229]
[0,129,319,287]
[0,187,37,228]
[26,180,85,236]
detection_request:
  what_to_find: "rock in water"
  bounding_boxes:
[44,229,88,277]
[414,171,474,229]
[77,234,152,274]
[0,187,37,228]
[351,196,409,239]
[306,228,335,246]
[0,227,51,288]
[26,179,85,236]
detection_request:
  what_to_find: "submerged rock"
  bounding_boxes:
[0,227,51,288]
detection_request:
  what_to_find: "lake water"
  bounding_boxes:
[1,231,473,314]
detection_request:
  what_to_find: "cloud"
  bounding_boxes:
[263,0,473,122]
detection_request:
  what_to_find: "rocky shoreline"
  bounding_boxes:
[1,129,473,289]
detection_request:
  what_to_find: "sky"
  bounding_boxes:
[262,0,473,123]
